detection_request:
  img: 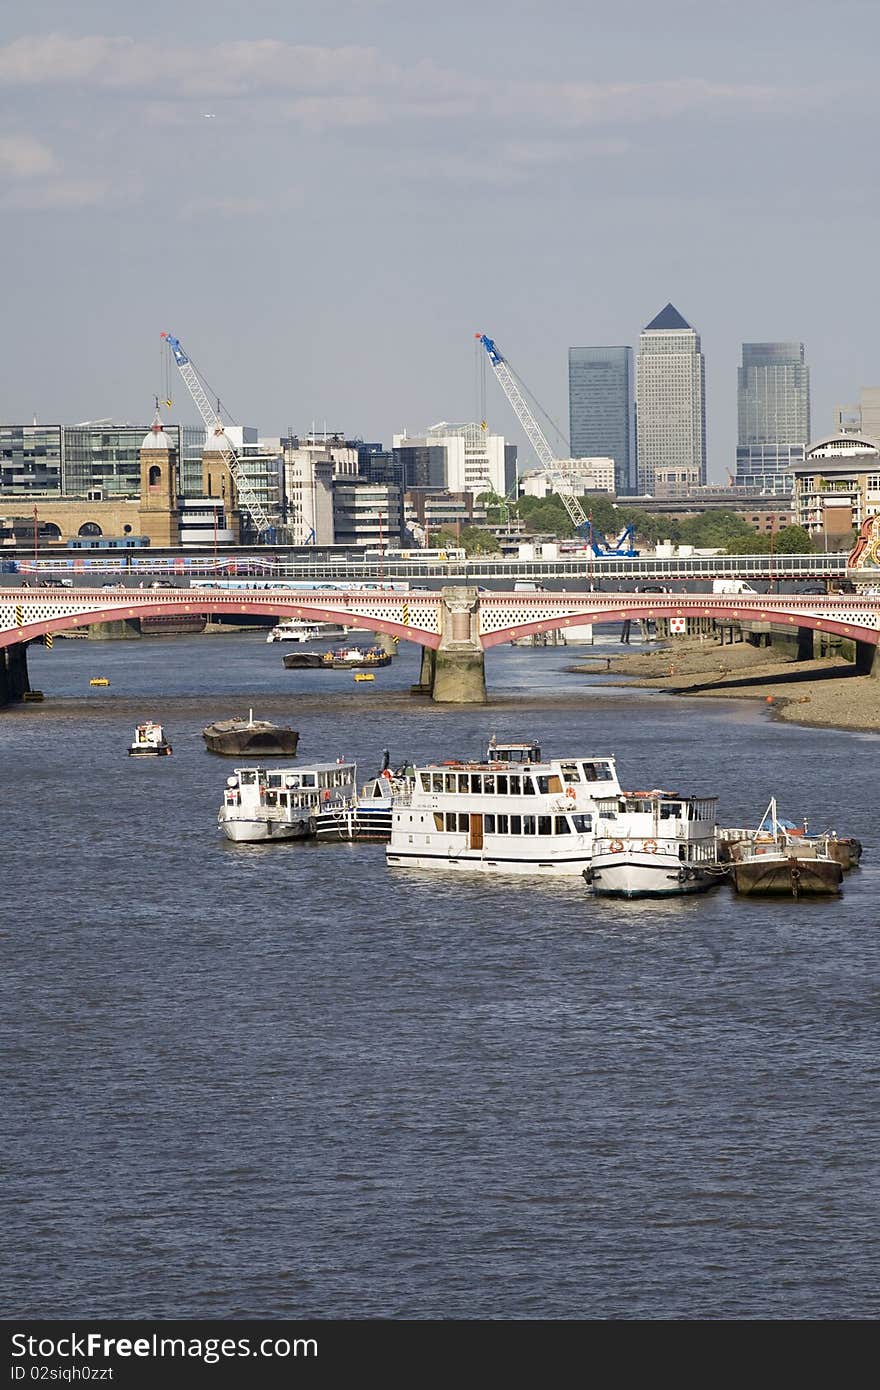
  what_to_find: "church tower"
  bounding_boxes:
[138,410,180,545]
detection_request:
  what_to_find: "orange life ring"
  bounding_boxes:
[609,839,624,853]
[565,787,577,801]
[643,838,658,853]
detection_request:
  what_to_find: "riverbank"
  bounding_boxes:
[571,636,880,733]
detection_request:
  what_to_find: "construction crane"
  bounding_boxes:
[475,332,638,556]
[161,332,277,543]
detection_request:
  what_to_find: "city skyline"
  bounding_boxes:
[0,2,878,482]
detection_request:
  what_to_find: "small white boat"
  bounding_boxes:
[585,790,723,898]
[128,721,172,757]
[218,761,357,843]
[266,619,348,643]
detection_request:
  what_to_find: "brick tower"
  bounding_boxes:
[138,412,179,545]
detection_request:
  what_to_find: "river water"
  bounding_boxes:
[3,631,879,1320]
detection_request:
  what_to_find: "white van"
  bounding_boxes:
[712,579,757,595]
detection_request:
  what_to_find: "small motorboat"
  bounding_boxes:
[129,721,172,757]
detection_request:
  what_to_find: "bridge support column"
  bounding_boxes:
[0,641,31,705]
[411,644,436,694]
[854,639,880,678]
[796,626,815,661]
[432,587,486,704]
[88,619,142,640]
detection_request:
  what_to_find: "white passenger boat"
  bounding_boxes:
[218,761,357,843]
[585,790,723,898]
[386,742,621,875]
[266,619,348,643]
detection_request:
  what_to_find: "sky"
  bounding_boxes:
[2,0,879,481]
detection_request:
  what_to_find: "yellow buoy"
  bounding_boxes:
[89,677,110,686]
[354,672,375,682]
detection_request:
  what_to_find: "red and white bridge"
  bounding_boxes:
[2,585,880,652]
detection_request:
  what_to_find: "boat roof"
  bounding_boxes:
[419,754,617,771]
[233,761,356,775]
[607,789,717,803]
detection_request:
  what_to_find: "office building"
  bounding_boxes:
[568,346,636,495]
[636,304,706,493]
[836,387,880,442]
[793,432,880,541]
[736,342,810,494]
[394,425,515,498]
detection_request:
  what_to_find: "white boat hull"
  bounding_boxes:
[386,847,592,875]
[219,814,313,843]
[587,850,722,898]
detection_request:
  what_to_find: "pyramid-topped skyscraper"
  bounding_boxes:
[636,304,706,492]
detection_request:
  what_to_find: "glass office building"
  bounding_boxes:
[568,346,636,495]
[0,422,205,499]
[736,342,810,495]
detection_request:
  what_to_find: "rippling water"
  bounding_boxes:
[3,632,879,1319]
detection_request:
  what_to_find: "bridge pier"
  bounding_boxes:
[431,587,486,704]
[411,644,436,694]
[0,641,30,705]
[855,639,880,678]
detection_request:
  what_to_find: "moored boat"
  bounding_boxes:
[314,753,416,841]
[283,644,392,671]
[729,798,844,897]
[219,761,357,843]
[202,709,299,756]
[584,790,723,898]
[386,746,621,875]
[128,720,172,757]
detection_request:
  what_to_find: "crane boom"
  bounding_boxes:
[476,333,588,533]
[161,332,275,541]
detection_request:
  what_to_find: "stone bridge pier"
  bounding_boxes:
[430,586,486,704]
[1,641,30,704]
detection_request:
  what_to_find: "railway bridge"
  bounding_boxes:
[2,585,879,703]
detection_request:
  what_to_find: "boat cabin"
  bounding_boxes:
[224,762,357,813]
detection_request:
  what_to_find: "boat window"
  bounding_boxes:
[497,814,509,834]
[496,776,508,795]
[509,815,522,835]
[508,775,521,795]
[571,813,592,833]
[457,774,469,793]
[554,817,569,834]
[445,812,457,831]
[444,775,456,793]
[301,774,316,787]
[240,771,257,786]
[522,778,535,796]
[431,773,444,793]
[561,763,580,784]
[418,774,431,792]
[458,812,469,832]
[538,816,552,835]
[434,812,444,831]
[536,774,563,794]
[583,761,614,782]
[523,815,536,835]
[484,776,495,795]
[484,814,496,834]
[659,802,680,820]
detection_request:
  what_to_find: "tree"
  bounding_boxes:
[771,524,814,554]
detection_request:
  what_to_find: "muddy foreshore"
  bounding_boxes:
[570,636,880,734]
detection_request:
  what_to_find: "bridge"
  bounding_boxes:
[2,584,879,703]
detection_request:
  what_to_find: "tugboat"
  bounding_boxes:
[283,644,392,671]
[202,709,300,757]
[128,721,172,756]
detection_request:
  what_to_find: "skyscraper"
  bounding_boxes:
[737,342,810,494]
[568,346,636,494]
[636,304,706,493]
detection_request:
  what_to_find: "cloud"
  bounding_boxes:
[0,33,803,131]
[0,133,58,177]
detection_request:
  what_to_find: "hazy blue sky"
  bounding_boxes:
[2,1,878,480]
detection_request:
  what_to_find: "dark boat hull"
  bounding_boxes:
[732,855,843,896]
[202,723,300,756]
[282,652,326,669]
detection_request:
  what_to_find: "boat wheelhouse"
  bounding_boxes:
[219,761,357,843]
[386,752,621,875]
[585,790,722,898]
